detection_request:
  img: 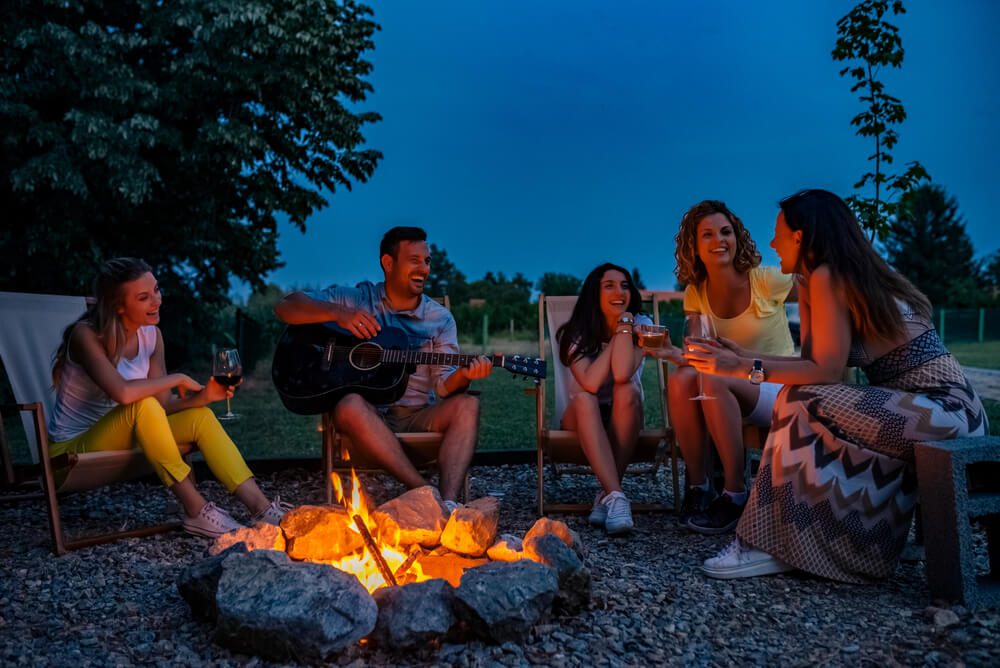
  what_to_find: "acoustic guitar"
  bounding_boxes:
[272,322,547,414]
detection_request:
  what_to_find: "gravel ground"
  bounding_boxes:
[1,463,998,667]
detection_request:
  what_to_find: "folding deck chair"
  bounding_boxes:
[0,291,188,554]
[534,293,680,515]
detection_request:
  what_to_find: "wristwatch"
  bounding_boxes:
[748,359,765,385]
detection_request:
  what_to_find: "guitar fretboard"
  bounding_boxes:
[377,349,495,367]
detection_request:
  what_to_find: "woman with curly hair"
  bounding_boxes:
[653,200,795,534]
[688,190,986,581]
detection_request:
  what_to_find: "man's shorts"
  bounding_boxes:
[380,404,434,433]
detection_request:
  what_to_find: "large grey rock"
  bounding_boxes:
[453,560,558,643]
[486,534,524,562]
[523,517,585,560]
[214,549,377,661]
[176,543,249,621]
[280,505,363,561]
[439,496,500,557]
[371,578,456,649]
[524,533,591,614]
[373,485,449,547]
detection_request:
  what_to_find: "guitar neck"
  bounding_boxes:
[381,350,497,367]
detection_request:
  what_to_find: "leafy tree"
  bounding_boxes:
[833,0,929,239]
[630,267,647,290]
[536,272,581,297]
[454,272,536,336]
[885,184,984,307]
[985,252,1000,296]
[426,243,469,304]
[0,0,381,365]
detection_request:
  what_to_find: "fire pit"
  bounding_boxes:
[177,471,591,661]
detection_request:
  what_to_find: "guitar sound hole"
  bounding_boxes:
[348,342,383,371]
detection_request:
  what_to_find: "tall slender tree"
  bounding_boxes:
[833,0,929,239]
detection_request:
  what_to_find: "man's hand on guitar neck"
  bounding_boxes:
[440,355,493,396]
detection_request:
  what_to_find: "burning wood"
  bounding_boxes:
[393,545,422,580]
[353,513,398,587]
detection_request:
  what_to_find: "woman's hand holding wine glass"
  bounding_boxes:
[683,314,717,401]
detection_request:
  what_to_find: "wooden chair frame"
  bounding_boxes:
[533,292,680,516]
[0,291,188,554]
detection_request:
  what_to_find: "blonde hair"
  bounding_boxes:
[52,257,153,385]
[673,200,761,287]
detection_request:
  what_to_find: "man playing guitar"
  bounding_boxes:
[274,227,492,509]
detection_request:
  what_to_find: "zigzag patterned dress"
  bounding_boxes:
[737,327,988,583]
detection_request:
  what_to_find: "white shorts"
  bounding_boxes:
[744,381,782,427]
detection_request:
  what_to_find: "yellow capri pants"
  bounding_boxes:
[49,396,254,492]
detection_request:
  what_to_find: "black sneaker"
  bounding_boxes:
[687,493,745,535]
[679,486,717,525]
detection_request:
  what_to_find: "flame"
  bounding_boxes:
[325,470,427,593]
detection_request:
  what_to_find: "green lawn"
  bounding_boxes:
[947,340,1000,370]
[1,360,668,463]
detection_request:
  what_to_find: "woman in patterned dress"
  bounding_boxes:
[684,189,988,582]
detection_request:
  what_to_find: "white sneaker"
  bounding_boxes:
[183,502,244,538]
[588,491,608,528]
[603,491,634,536]
[702,539,793,579]
[252,496,293,526]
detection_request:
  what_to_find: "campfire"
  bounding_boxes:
[179,474,592,661]
[326,469,428,592]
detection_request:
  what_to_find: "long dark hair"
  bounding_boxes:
[52,257,153,385]
[779,189,931,341]
[674,199,760,287]
[557,263,643,366]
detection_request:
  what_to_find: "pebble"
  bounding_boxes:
[2,465,1000,665]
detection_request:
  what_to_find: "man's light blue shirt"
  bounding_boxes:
[308,281,459,408]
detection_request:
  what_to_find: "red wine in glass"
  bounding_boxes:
[212,348,242,421]
[212,373,243,388]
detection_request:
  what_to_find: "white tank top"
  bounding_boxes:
[48,326,158,443]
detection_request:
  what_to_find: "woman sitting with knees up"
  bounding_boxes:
[686,189,987,581]
[649,200,795,534]
[48,257,288,538]
[556,262,652,536]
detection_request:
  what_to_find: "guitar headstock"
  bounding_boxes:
[496,354,547,380]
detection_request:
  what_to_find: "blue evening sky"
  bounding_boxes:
[265,0,999,294]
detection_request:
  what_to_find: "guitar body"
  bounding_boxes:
[272,323,415,414]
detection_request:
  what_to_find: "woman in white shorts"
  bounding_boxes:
[650,200,796,534]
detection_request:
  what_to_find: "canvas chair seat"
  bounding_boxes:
[534,292,680,515]
[0,291,189,554]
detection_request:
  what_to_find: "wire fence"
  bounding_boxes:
[934,308,1000,344]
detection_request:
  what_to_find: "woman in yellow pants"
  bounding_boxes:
[48,257,286,537]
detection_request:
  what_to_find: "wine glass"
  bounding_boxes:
[684,314,716,401]
[212,348,243,421]
[635,323,669,350]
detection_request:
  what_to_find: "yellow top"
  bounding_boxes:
[683,265,795,356]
